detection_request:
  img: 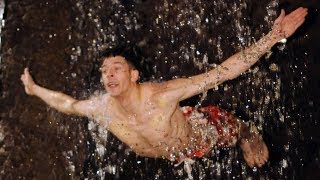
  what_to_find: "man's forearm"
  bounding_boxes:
[177,31,281,98]
[217,32,280,81]
[31,84,77,114]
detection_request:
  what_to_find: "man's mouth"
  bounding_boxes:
[107,82,119,88]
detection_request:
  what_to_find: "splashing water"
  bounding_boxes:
[0,0,317,179]
[63,0,313,179]
[73,0,280,178]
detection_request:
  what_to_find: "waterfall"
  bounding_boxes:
[0,0,319,179]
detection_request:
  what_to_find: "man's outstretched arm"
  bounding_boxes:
[163,7,308,101]
[20,68,99,117]
[215,8,307,81]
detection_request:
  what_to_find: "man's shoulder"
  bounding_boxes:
[140,81,169,91]
[88,91,109,102]
[139,81,178,101]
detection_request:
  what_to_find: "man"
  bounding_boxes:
[21,8,307,168]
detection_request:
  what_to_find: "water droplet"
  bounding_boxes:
[252,167,257,172]
[169,65,178,73]
[281,159,288,168]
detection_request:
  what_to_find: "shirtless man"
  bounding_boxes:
[21,8,307,168]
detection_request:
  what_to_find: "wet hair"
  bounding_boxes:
[98,44,153,83]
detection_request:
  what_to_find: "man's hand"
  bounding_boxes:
[271,7,308,41]
[20,67,99,117]
[20,68,36,95]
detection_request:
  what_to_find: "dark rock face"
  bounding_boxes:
[0,0,319,179]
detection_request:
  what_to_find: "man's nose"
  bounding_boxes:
[106,69,114,77]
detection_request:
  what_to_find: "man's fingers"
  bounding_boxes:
[285,9,300,20]
[24,68,29,74]
[294,18,305,29]
[280,9,285,18]
[288,7,305,16]
[295,14,306,24]
[274,9,285,24]
[292,12,306,28]
[291,8,308,20]
[287,7,307,20]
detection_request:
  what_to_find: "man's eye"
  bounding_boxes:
[101,69,107,73]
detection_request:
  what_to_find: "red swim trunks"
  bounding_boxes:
[180,105,240,159]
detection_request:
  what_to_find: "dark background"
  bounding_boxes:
[0,0,319,179]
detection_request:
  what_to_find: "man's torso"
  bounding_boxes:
[93,83,194,158]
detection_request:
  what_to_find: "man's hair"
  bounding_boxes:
[98,44,153,82]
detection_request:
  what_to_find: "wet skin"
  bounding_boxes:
[78,56,195,158]
[20,8,308,168]
[19,57,269,167]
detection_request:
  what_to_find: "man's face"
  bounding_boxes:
[101,56,137,96]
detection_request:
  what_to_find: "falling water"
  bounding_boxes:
[0,0,319,179]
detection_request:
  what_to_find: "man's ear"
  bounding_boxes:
[130,69,139,82]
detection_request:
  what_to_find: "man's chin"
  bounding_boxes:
[109,93,119,97]
[107,90,121,97]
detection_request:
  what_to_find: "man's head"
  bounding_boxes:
[100,55,139,96]
[98,45,148,96]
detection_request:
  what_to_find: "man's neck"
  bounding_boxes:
[115,83,141,113]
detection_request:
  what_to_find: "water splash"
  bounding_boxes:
[71,0,285,178]
[1,0,316,179]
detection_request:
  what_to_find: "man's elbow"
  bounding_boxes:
[58,99,78,115]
